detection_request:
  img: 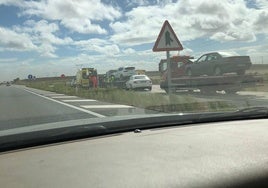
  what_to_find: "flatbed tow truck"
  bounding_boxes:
[159,56,263,94]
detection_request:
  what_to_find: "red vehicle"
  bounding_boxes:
[159,55,193,80]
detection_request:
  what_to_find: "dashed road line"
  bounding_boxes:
[23,89,106,118]
[45,93,65,96]
[51,95,78,99]
[81,105,134,109]
[62,99,97,102]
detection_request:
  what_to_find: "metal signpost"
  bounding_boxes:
[153,20,183,94]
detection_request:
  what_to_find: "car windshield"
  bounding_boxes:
[0,0,267,143]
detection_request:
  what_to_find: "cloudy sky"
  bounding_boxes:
[0,0,268,81]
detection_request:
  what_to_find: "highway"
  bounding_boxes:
[0,85,156,130]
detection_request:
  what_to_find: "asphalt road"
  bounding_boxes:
[0,85,156,130]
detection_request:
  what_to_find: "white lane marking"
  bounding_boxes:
[45,93,65,96]
[23,89,105,118]
[62,99,97,102]
[51,95,78,99]
[81,105,134,109]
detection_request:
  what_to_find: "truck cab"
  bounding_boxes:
[159,56,193,81]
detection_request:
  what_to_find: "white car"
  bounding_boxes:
[115,66,136,80]
[126,75,152,90]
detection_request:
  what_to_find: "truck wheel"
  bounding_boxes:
[186,69,192,77]
[120,74,123,80]
[236,70,245,75]
[214,67,222,76]
[148,87,152,91]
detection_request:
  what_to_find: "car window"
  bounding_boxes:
[207,54,217,61]
[196,55,207,63]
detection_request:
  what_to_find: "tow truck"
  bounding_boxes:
[159,55,263,94]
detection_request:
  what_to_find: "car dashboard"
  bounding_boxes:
[0,119,268,188]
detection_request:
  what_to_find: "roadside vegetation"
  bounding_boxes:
[18,79,236,113]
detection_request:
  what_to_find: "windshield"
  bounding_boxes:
[0,1,268,141]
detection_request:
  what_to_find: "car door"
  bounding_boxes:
[205,53,219,75]
[191,54,208,75]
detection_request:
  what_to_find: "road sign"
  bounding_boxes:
[28,74,33,80]
[153,20,183,52]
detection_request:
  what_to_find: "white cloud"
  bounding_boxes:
[61,18,107,34]
[109,0,268,46]
[0,0,24,6]
[19,0,122,34]
[0,27,37,51]
[0,58,17,63]
[123,48,136,54]
[254,10,268,31]
[12,20,73,57]
[74,39,120,56]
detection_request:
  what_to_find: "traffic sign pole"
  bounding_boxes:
[167,51,171,94]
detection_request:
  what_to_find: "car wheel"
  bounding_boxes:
[214,67,222,76]
[186,69,192,76]
[236,70,245,75]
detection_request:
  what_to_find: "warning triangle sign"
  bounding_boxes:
[153,20,183,52]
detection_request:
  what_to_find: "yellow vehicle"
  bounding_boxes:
[76,68,97,88]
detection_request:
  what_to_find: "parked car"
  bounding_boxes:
[126,75,152,90]
[185,52,252,76]
[6,82,11,86]
[115,66,136,80]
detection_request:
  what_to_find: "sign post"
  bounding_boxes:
[153,20,183,94]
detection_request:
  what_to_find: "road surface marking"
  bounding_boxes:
[23,89,105,118]
[45,93,65,96]
[62,99,97,102]
[81,105,134,109]
[51,95,78,99]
